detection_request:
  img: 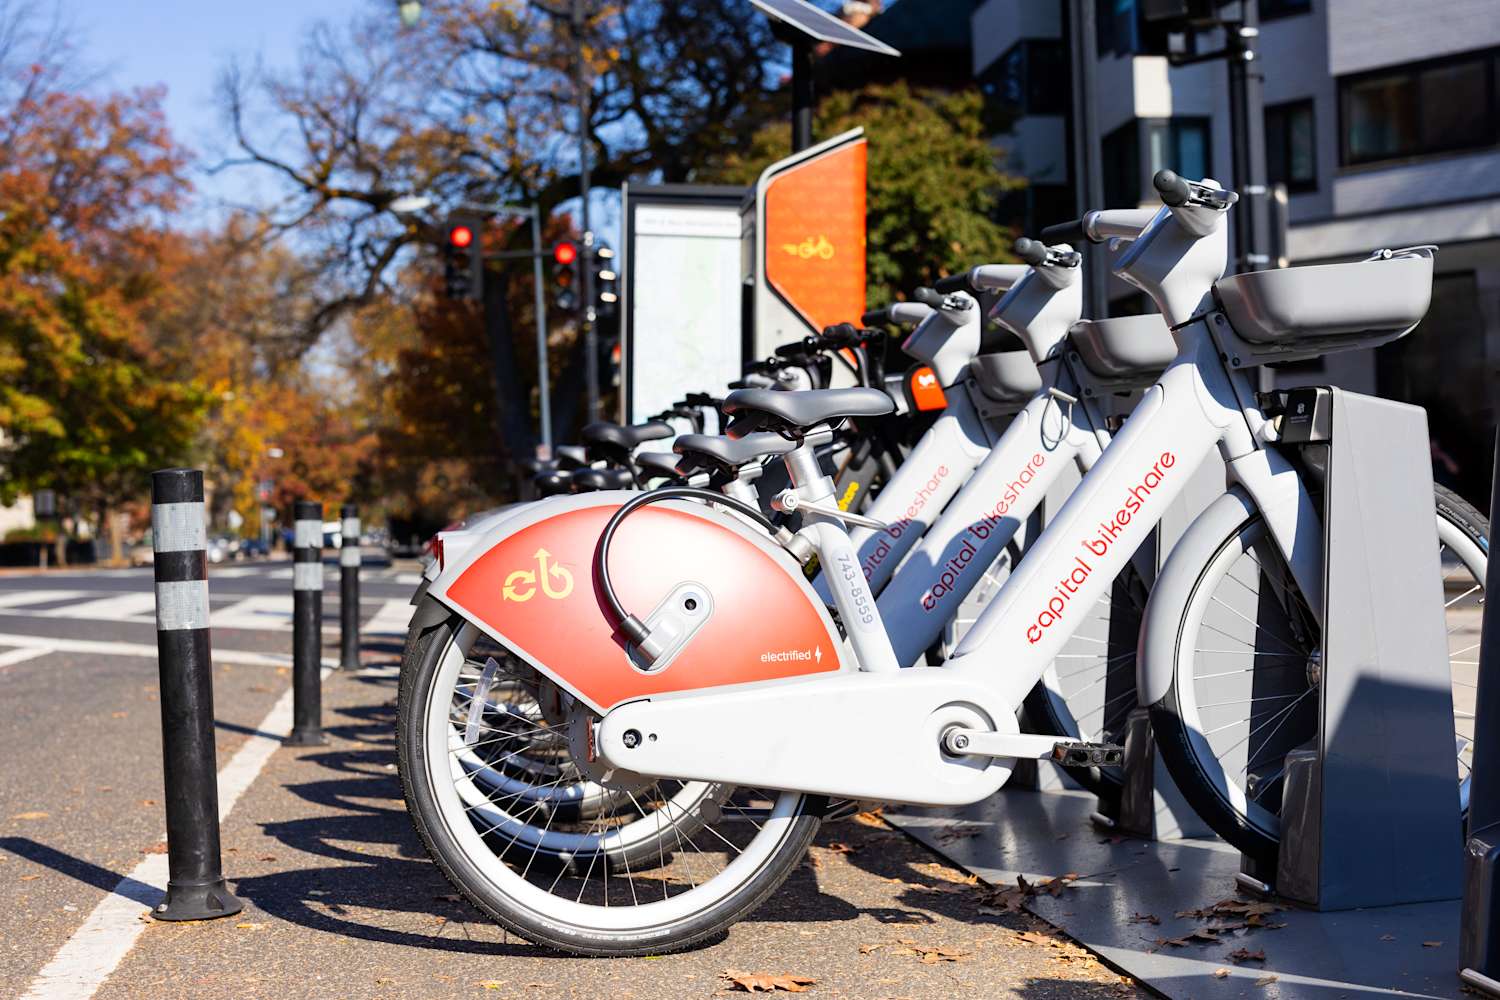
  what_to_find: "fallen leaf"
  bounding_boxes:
[936,825,981,843]
[140,843,168,855]
[851,810,885,828]
[11,811,48,820]
[476,982,506,991]
[1128,912,1161,926]
[20,874,41,881]
[111,711,128,718]
[1015,931,1055,946]
[1213,968,1231,979]
[1422,941,1443,948]
[258,856,276,862]
[235,922,266,930]
[1256,975,1278,986]
[1228,947,1266,964]
[723,970,818,992]
[916,946,968,964]
[139,800,156,807]
[824,842,855,856]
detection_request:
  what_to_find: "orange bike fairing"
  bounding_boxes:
[444,504,839,712]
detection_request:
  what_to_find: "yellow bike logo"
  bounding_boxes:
[502,548,574,602]
[780,234,835,260]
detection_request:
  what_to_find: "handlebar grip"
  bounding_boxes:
[1013,237,1048,266]
[1153,169,1191,207]
[912,286,946,308]
[934,274,972,295]
[861,307,891,327]
[889,302,933,327]
[1039,219,1087,245]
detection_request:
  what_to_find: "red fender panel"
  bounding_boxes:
[443,504,840,711]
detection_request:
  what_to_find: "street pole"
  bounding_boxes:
[1226,0,1269,276]
[530,204,553,453]
[572,0,599,422]
[1067,0,1107,319]
[790,36,814,153]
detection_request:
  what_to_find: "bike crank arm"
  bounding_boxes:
[941,729,1124,768]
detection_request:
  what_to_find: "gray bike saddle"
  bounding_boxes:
[722,388,893,438]
[674,432,795,471]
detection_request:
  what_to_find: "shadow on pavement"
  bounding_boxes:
[235,678,857,958]
[0,837,162,907]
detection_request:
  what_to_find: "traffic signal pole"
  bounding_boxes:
[529,205,553,453]
[572,0,599,422]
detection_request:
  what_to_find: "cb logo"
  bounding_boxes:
[503,548,574,602]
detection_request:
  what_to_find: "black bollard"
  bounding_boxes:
[286,499,326,746]
[149,468,243,921]
[339,503,360,670]
[1463,432,1500,995]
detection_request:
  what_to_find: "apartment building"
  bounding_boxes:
[972,0,1500,503]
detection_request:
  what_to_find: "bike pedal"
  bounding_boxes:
[1051,741,1125,769]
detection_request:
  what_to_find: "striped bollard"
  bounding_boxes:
[286,499,326,746]
[150,468,243,921]
[339,504,360,670]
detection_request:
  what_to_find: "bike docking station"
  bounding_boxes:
[886,386,1473,998]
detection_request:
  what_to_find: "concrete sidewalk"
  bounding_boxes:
[68,659,1146,1000]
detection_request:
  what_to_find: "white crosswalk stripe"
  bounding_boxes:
[365,599,414,635]
[0,590,91,610]
[36,592,157,621]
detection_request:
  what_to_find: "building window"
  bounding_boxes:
[1260,0,1311,20]
[1096,0,1141,58]
[980,40,1068,120]
[1103,117,1212,206]
[1265,99,1317,191]
[1340,48,1499,166]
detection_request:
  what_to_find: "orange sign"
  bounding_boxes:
[765,140,867,332]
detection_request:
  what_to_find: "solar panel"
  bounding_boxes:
[749,0,901,57]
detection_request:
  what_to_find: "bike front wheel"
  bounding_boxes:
[1150,485,1485,862]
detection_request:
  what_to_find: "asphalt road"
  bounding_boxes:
[0,560,1145,1000]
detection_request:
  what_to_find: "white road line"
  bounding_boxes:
[209,566,259,578]
[0,590,91,610]
[0,632,336,668]
[37,592,157,621]
[212,595,293,631]
[364,599,414,635]
[394,573,422,585]
[0,646,53,666]
[18,665,334,1000]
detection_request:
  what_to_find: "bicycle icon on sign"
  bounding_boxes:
[780,234,835,260]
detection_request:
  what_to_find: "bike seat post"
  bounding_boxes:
[783,440,836,506]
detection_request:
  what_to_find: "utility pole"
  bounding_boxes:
[529,204,553,453]
[790,37,814,152]
[1067,0,1107,319]
[572,0,599,421]
[1225,0,1269,275]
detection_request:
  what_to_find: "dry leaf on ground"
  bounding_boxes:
[1228,947,1266,963]
[476,981,507,991]
[1213,968,1231,979]
[1256,975,1278,986]
[235,922,266,931]
[851,810,886,828]
[11,811,48,820]
[1128,912,1160,926]
[140,843,168,855]
[1015,931,1056,947]
[723,970,818,993]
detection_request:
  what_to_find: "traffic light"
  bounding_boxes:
[442,214,484,300]
[591,244,619,320]
[552,240,579,313]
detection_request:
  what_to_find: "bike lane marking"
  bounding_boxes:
[18,665,333,1000]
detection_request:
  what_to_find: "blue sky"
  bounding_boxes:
[62,0,370,213]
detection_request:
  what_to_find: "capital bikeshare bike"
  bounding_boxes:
[399,172,1479,954]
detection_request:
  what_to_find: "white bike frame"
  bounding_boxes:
[598,186,1327,809]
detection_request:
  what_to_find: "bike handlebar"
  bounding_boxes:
[934,274,971,295]
[912,286,946,309]
[1154,169,1191,207]
[861,306,891,326]
[1039,219,1087,245]
[1013,237,1048,267]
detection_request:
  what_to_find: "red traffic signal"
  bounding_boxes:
[447,224,474,249]
[553,241,578,265]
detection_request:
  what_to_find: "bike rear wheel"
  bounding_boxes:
[398,614,823,956]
